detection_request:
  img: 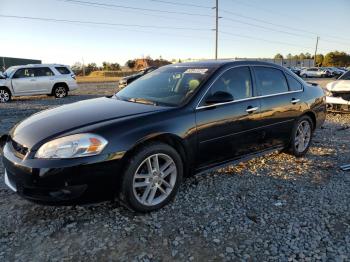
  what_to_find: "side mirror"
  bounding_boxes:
[205,91,233,105]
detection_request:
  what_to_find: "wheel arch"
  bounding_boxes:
[0,86,12,95]
[301,111,317,130]
[52,82,69,93]
[121,133,192,177]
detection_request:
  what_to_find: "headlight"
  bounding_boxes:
[35,133,108,159]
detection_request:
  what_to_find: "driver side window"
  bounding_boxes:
[13,68,34,79]
[205,66,253,102]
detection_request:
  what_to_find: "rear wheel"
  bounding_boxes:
[288,115,313,157]
[0,88,11,103]
[119,142,183,212]
[53,86,68,98]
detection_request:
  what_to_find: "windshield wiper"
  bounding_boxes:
[127,97,157,106]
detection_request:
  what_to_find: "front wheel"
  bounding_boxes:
[53,86,68,98]
[0,88,11,103]
[288,115,313,157]
[119,142,183,212]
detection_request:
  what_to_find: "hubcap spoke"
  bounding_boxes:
[134,181,149,188]
[147,186,157,204]
[141,184,152,203]
[161,165,176,178]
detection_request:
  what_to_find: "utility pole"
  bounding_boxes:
[314,36,319,67]
[215,0,219,60]
[82,57,85,76]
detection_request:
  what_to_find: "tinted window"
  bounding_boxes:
[13,68,35,78]
[117,67,214,106]
[254,67,288,96]
[206,66,253,101]
[55,67,71,74]
[339,71,350,80]
[286,74,302,91]
[34,67,54,77]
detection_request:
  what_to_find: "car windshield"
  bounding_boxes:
[4,67,17,77]
[115,66,213,106]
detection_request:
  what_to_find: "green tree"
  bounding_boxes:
[274,53,284,59]
[286,53,292,60]
[299,53,306,60]
[323,51,350,67]
[125,59,136,69]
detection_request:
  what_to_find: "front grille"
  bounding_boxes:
[10,138,28,159]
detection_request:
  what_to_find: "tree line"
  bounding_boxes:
[274,51,350,67]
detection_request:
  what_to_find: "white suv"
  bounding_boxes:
[0,64,78,103]
[300,67,330,78]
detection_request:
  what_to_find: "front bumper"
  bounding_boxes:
[1,141,123,205]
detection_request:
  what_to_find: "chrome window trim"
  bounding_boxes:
[196,64,304,110]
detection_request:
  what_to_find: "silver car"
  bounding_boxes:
[0,64,78,103]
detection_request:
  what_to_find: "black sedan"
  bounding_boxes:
[118,67,157,89]
[0,60,326,212]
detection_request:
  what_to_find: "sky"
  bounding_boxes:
[0,0,349,66]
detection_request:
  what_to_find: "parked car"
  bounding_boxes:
[286,67,301,76]
[323,67,344,78]
[300,67,330,78]
[0,64,77,103]
[118,67,157,89]
[1,61,326,212]
[326,70,350,112]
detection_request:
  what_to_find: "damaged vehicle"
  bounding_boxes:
[326,71,350,113]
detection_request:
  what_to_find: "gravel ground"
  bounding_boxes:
[0,82,350,261]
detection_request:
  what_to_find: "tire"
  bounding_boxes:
[53,85,68,98]
[288,115,314,157]
[0,88,11,103]
[119,142,183,212]
[302,74,307,78]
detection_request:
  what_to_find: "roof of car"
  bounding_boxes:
[167,59,286,69]
[9,64,69,69]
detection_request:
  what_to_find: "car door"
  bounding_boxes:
[252,66,303,148]
[11,68,38,94]
[32,67,55,94]
[195,66,262,168]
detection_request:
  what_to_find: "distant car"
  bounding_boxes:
[287,67,301,76]
[323,67,344,78]
[300,67,330,78]
[1,60,326,212]
[0,64,77,103]
[118,67,157,89]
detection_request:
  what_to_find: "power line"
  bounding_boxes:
[149,0,212,9]
[221,9,350,43]
[220,31,313,50]
[0,14,210,31]
[59,0,214,17]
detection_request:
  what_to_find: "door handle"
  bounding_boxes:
[291,98,300,104]
[246,106,259,113]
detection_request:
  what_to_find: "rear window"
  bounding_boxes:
[34,67,54,77]
[254,67,289,96]
[55,67,71,74]
[286,74,302,91]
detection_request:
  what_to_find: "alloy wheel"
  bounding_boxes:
[55,87,67,98]
[0,90,10,103]
[294,120,311,153]
[132,153,177,206]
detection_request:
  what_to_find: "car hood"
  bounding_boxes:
[326,80,350,92]
[10,97,168,149]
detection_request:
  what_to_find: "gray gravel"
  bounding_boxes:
[0,82,350,261]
